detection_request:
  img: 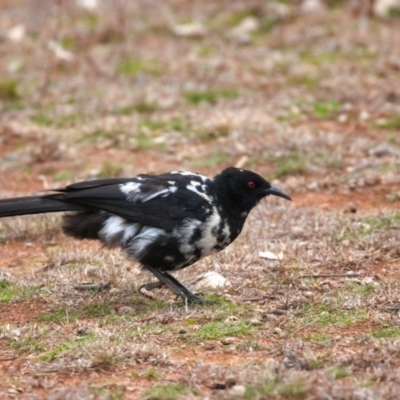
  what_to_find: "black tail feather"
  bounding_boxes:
[0,196,87,218]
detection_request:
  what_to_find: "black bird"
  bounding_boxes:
[0,167,291,303]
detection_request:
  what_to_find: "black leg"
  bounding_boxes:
[140,281,164,292]
[143,265,204,304]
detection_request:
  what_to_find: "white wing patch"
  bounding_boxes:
[100,215,141,245]
[119,181,175,203]
[128,226,165,257]
[120,181,141,196]
[101,215,166,259]
[186,183,212,204]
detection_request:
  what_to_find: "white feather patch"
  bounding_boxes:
[186,184,212,203]
[128,226,165,256]
[197,207,221,254]
[119,181,172,202]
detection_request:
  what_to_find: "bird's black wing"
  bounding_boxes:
[50,172,213,231]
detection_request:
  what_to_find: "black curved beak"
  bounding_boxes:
[266,184,292,201]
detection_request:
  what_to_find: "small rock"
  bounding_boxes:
[320,281,332,292]
[264,358,279,380]
[7,25,25,42]
[362,277,379,287]
[48,40,74,62]
[109,287,121,295]
[224,316,239,325]
[229,16,260,43]
[171,22,207,38]
[194,271,231,291]
[374,0,400,17]
[84,265,101,278]
[221,337,235,345]
[228,385,246,397]
[77,0,98,10]
[303,291,314,299]
[178,327,187,334]
[369,144,400,158]
[259,251,282,260]
[117,306,136,316]
[273,327,283,336]
[249,318,262,326]
[301,0,326,13]
[359,110,370,121]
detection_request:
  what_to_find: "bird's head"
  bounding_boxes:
[213,167,291,212]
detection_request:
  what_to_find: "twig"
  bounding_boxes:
[299,273,360,279]
[73,282,111,291]
[263,309,287,316]
[243,295,278,302]
[0,355,18,361]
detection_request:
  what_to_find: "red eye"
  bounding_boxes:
[247,181,256,189]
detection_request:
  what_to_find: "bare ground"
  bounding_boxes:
[1,1,400,399]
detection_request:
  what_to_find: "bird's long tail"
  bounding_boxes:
[0,195,87,218]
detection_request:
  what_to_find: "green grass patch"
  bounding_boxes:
[0,79,20,100]
[300,50,340,67]
[53,170,74,181]
[339,213,400,240]
[190,151,228,168]
[170,115,190,132]
[136,134,165,151]
[378,116,400,130]
[303,333,332,345]
[38,333,97,362]
[141,368,161,380]
[31,112,82,128]
[38,341,75,361]
[313,100,341,119]
[7,336,45,353]
[184,88,238,106]
[82,303,113,318]
[236,340,264,352]
[115,101,158,115]
[302,305,368,328]
[204,293,252,315]
[275,151,308,178]
[287,75,321,89]
[245,379,309,400]
[60,36,76,49]
[139,119,168,131]
[245,382,278,399]
[373,327,400,339]
[277,380,310,398]
[388,7,400,18]
[37,302,114,323]
[37,306,78,323]
[195,320,252,340]
[0,280,41,302]
[144,383,191,400]
[329,365,352,380]
[98,161,124,178]
[31,114,53,126]
[117,57,161,77]
[89,387,124,400]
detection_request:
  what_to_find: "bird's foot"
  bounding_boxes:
[141,266,213,306]
[183,292,213,305]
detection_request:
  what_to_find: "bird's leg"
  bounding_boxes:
[140,281,165,292]
[143,265,204,304]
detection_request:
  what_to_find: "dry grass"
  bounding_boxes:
[1,0,400,399]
